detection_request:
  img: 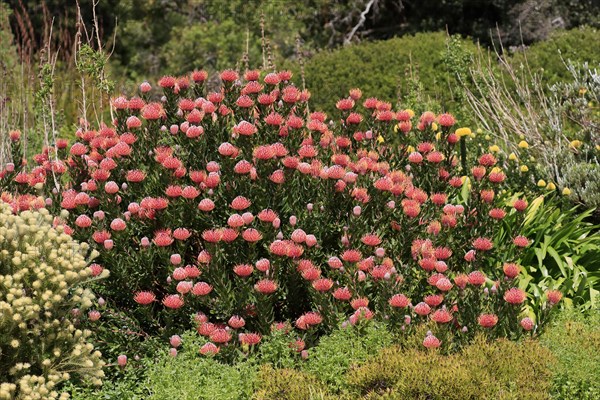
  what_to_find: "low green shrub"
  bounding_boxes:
[302,321,394,394]
[542,309,600,400]
[347,335,555,399]
[0,205,106,400]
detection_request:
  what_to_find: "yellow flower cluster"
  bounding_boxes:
[0,205,106,399]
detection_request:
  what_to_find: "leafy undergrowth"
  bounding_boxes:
[542,309,600,400]
[66,314,600,400]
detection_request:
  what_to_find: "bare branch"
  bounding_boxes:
[344,0,377,45]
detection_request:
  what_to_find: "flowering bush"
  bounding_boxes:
[0,68,566,359]
[0,205,106,400]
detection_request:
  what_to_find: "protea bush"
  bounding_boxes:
[0,68,563,358]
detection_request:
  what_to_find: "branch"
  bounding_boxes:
[344,0,377,45]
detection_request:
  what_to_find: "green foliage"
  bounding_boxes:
[511,26,600,86]
[254,326,299,370]
[347,335,555,399]
[144,352,256,400]
[541,309,600,400]
[163,21,262,75]
[514,197,600,310]
[302,321,394,394]
[302,32,478,115]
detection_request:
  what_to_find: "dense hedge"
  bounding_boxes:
[299,28,600,116]
[301,32,477,115]
[510,26,600,85]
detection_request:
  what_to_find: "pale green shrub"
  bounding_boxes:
[0,204,107,400]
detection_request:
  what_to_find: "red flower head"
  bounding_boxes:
[220,69,239,82]
[389,294,410,308]
[423,334,441,349]
[513,198,528,212]
[454,274,469,289]
[478,313,498,328]
[503,263,520,279]
[210,329,231,344]
[520,317,535,331]
[134,291,156,305]
[239,333,262,346]
[431,309,453,324]
[231,196,251,210]
[162,294,184,309]
[438,113,455,127]
[233,264,254,277]
[414,302,431,316]
[199,343,219,356]
[228,315,246,329]
[513,235,530,248]
[312,278,334,292]
[473,237,493,251]
[255,279,277,294]
[192,282,213,296]
[504,288,526,304]
[361,233,382,247]
[333,287,352,301]
[468,271,487,286]
[546,290,563,305]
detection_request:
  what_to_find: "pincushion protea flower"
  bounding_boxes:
[423,334,441,348]
[478,314,498,328]
[546,290,563,305]
[504,288,526,304]
[134,291,156,305]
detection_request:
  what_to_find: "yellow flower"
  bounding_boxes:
[569,140,582,149]
[520,165,529,172]
[537,179,547,187]
[547,182,556,191]
[518,140,529,149]
[519,134,525,140]
[579,87,587,96]
[485,135,491,141]
[431,122,438,131]
[455,127,471,137]
[406,145,415,153]
[491,167,502,174]
[393,124,399,133]
[435,132,442,140]
[377,135,384,143]
[562,187,572,196]
[596,145,600,151]
[406,109,415,118]
[508,152,517,161]
[477,128,483,134]
[489,145,500,153]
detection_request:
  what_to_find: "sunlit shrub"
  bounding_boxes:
[347,335,555,399]
[0,67,568,361]
[0,204,106,400]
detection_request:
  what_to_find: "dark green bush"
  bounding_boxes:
[542,309,600,400]
[510,26,600,86]
[301,32,478,115]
